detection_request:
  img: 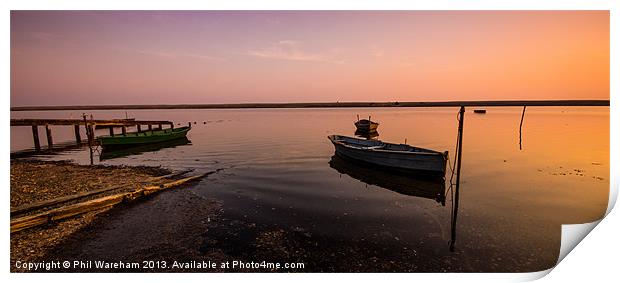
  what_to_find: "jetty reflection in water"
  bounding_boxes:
[329,155,446,205]
[99,137,191,161]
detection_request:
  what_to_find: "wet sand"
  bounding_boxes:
[36,190,465,273]
[11,161,463,273]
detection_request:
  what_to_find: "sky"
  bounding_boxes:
[10,11,609,106]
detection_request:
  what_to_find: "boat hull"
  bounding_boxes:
[98,126,191,148]
[328,135,447,177]
[100,137,191,160]
[354,120,379,131]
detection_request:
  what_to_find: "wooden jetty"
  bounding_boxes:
[10,118,175,151]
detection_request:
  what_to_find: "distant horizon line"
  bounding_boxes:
[10,100,610,111]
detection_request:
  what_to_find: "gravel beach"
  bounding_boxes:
[10,160,172,271]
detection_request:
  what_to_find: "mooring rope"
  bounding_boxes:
[446,109,462,196]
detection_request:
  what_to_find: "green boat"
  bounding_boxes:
[100,137,191,160]
[98,126,191,148]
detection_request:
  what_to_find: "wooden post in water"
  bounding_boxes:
[450,106,465,252]
[74,124,81,144]
[121,126,127,135]
[148,124,153,131]
[137,124,142,132]
[109,127,114,136]
[31,125,40,151]
[88,124,94,165]
[88,125,95,141]
[188,122,191,128]
[158,124,162,130]
[45,125,53,149]
[519,106,526,150]
[83,114,94,165]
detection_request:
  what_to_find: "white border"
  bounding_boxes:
[2,1,617,282]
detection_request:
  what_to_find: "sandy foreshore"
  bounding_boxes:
[10,160,172,271]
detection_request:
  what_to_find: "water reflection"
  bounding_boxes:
[329,154,446,205]
[10,108,609,270]
[99,137,191,160]
[10,140,87,159]
[329,154,464,252]
[354,129,379,140]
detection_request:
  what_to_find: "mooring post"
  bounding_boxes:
[83,114,94,165]
[74,124,81,144]
[519,106,527,150]
[88,124,94,165]
[188,122,191,128]
[31,125,40,151]
[450,106,465,252]
[45,125,53,149]
[88,125,95,140]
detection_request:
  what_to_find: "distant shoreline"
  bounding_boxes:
[10,100,610,111]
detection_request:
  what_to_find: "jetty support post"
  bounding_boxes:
[450,106,465,252]
[88,125,95,141]
[148,124,153,131]
[45,125,53,149]
[31,125,41,151]
[74,124,81,144]
[121,126,127,135]
[158,124,162,130]
[137,124,142,132]
[109,127,114,136]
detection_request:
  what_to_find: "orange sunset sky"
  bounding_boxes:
[10,11,609,106]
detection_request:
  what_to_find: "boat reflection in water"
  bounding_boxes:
[329,154,463,251]
[328,154,446,205]
[99,137,191,160]
[354,129,379,140]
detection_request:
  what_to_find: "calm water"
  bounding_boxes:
[10,107,609,272]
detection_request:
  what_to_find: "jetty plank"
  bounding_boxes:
[10,119,174,127]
